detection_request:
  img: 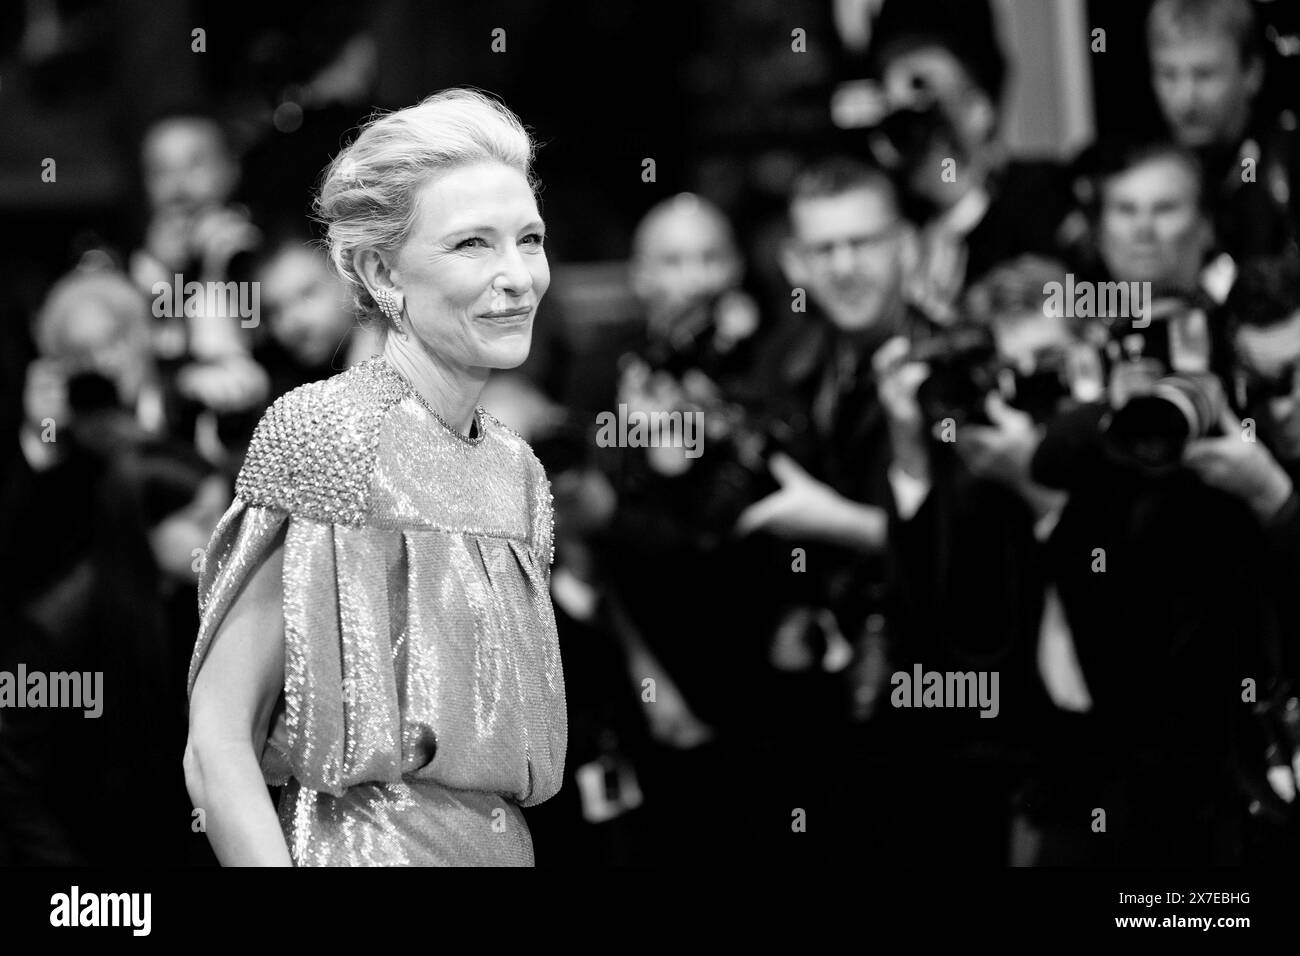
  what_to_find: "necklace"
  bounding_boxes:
[378,357,487,446]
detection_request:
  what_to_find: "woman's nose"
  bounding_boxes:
[495,242,534,295]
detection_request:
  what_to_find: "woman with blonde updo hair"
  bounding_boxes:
[183,88,566,866]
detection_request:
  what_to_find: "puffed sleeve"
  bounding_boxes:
[188,499,407,798]
[187,500,295,786]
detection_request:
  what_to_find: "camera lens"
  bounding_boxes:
[1105,394,1193,470]
[65,371,120,415]
[1104,373,1223,473]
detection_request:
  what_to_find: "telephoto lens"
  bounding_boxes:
[1103,371,1226,474]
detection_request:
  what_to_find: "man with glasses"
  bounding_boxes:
[740,156,929,571]
[728,156,933,863]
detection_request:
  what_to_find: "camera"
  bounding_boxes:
[624,293,785,546]
[911,325,1002,428]
[910,325,1079,430]
[687,403,786,544]
[1102,370,1226,474]
[1094,298,1224,474]
[856,62,967,192]
[867,99,958,178]
[65,370,121,416]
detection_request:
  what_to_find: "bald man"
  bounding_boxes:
[629,193,744,339]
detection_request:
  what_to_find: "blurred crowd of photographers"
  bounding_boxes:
[4,0,1300,866]
[519,0,1300,867]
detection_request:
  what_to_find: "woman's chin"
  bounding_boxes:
[477,338,533,370]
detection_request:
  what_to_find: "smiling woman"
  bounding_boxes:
[183,89,567,867]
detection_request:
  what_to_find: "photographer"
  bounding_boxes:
[710,156,934,859]
[1146,0,1299,259]
[1022,146,1290,864]
[856,1,1078,324]
[1189,258,1300,859]
[597,193,765,737]
[5,269,172,627]
[130,113,261,304]
[590,194,771,864]
[1187,257,1300,575]
[2,267,269,624]
[741,157,931,666]
[127,113,270,462]
[873,256,1080,864]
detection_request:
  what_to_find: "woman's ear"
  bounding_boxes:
[356,246,400,305]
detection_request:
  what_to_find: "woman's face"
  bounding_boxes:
[391,161,549,371]
[149,476,231,583]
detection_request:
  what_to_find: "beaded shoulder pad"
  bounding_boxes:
[235,359,410,526]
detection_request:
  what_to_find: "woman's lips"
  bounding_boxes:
[479,306,533,326]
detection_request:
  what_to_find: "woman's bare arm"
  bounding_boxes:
[184,532,294,866]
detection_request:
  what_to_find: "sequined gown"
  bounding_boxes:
[187,357,566,866]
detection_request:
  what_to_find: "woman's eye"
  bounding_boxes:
[456,237,488,250]
[522,233,546,247]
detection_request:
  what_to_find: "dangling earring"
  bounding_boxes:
[374,287,404,334]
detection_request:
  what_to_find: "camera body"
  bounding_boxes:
[626,293,784,546]
[914,296,1227,476]
[868,100,960,180]
[911,325,1003,428]
[910,324,1084,430]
